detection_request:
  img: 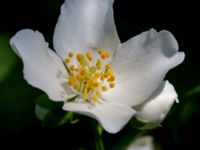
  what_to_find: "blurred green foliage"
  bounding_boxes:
[35,94,74,127]
[0,34,17,82]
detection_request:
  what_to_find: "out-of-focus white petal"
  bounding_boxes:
[53,0,120,61]
[102,29,185,106]
[10,29,74,101]
[135,81,178,129]
[35,104,49,121]
[63,100,135,133]
[127,136,154,150]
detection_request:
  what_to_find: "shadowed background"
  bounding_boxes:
[0,0,199,149]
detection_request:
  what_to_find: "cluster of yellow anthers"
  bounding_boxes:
[64,49,115,102]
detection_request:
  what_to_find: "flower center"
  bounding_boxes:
[64,49,115,102]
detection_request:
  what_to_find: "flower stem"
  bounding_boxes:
[90,119,105,150]
[112,128,148,150]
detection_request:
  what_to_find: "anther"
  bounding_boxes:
[76,75,82,80]
[68,52,74,58]
[69,65,75,71]
[92,96,98,102]
[86,51,91,59]
[105,64,111,69]
[93,82,99,87]
[102,86,107,91]
[65,49,116,103]
[101,52,110,59]
[73,85,80,91]
[97,65,102,70]
[84,83,89,88]
[67,79,74,86]
[109,75,115,81]
[109,82,115,88]
[96,91,100,95]
[98,49,104,55]
[83,93,89,99]
[76,53,82,61]
[65,58,70,64]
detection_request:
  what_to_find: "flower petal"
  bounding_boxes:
[35,104,49,121]
[135,81,177,129]
[63,100,135,133]
[53,0,120,60]
[102,29,185,106]
[10,29,74,101]
[127,136,154,150]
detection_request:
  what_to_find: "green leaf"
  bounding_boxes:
[131,117,147,129]
[70,118,79,124]
[0,34,17,82]
[185,84,200,97]
[35,94,62,110]
[97,124,103,136]
[35,94,73,127]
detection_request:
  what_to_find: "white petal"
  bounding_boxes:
[10,29,74,101]
[35,104,49,121]
[53,0,120,60]
[63,100,135,133]
[127,136,154,150]
[135,81,177,129]
[102,29,185,106]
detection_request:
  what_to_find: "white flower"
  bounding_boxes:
[135,81,178,129]
[127,136,154,150]
[10,0,185,133]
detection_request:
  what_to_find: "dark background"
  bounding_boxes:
[0,0,200,149]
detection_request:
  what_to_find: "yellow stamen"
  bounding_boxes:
[64,50,116,102]
[67,79,74,86]
[103,72,109,78]
[101,52,110,59]
[102,86,107,91]
[69,72,74,77]
[97,65,102,70]
[98,49,104,55]
[90,85,95,91]
[80,69,86,76]
[68,52,74,58]
[93,82,99,87]
[69,65,75,71]
[86,51,91,60]
[105,64,111,69]
[88,57,92,61]
[95,73,101,78]
[92,96,98,102]
[84,83,89,88]
[100,76,105,81]
[73,84,80,91]
[65,58,70,64]
[105,52,110,58]
[76,75,82,80]
[109,75,115,82]
[83,93,89,99]
[107,71,114,76]
[76,53,82,61]
[109,82,115,88]
[96,90,100,95]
